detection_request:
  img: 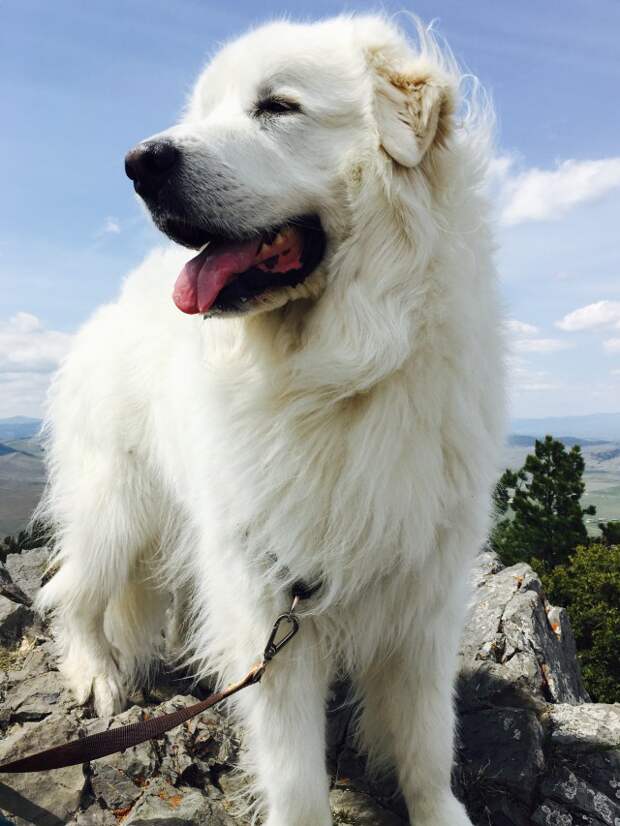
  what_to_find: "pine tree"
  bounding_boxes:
[491,435,595,568]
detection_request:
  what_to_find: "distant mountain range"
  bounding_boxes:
[3,413,620,447]
[511,413,620,442]
[1,414,619,536]
[0,416,42,442]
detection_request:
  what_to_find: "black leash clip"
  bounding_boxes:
[263,610,300,662]
[260,581,321,667]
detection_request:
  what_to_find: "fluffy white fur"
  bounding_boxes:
[37,15,505,826]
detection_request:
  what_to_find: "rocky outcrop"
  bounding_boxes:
[0,547,618,825]
[452,553,620,826]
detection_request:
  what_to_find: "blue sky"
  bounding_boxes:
[1,0,619,419]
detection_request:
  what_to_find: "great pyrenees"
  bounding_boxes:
[38,14,504,826]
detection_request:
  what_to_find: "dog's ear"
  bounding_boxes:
[367,48,452,168]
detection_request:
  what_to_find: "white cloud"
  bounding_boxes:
[0,371,56,419]
[603,338,620,353]
[513,338,572,353]
[9,311,41,334]
[97,216,121,236]
[488,155,514,181]
[498,157,620,226]
[505,319,539,337]
[509,357,560,393]
[486,154,516,195]
[504,320,572,414]
[0,313,71,373]
[505,318,571,354]
[0,314,72,417]
[556,300,620,332]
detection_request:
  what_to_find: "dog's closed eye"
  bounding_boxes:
[254,96,302,117]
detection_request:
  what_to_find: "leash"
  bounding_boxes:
[0,582,318,774]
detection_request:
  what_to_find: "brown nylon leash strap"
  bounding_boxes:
[0,663,264,774]
[0,582,316,774]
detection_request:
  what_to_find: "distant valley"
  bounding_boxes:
[0,417,46,537]
[1,414,620,538]
[506,412,620,533]
[502,436,620,535]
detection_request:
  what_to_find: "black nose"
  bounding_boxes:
[124,140,180,198]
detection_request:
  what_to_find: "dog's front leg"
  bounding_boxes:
[357,593,473,826]
[235,621,333,826]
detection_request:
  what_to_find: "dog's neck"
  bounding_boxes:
[204,151,478,405]
[241,297,319,360]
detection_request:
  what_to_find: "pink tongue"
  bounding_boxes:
[172,227,304,315]
[173,239,260,315]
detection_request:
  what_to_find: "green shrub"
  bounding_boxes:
[540,543,620,703]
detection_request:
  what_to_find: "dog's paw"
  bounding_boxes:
[62,654,127,716]
[91,672,126,717]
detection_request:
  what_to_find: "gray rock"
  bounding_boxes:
[0,713,86,826]
[458,707,546,804]
[157,696,207,783]
[86,705,160,783]
[122,778,236,825]
[12,639,57,681]
[0,561,30,606]
[5,547,51,603]
[455,557,619,826]
[0,549,618,826]
[3,669,69,722]
[71,806,118,825]
[532,704,620,826]
[547,703,620,750]
[458,558,588,708]
[90,762,144,810]
[0,596,33,646]
[543,603,589,704]
[471,547,505,582]
[190,705,239,770]
[537,768,620,825]
[532,799,586,825]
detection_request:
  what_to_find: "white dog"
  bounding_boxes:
[37,14,504,826]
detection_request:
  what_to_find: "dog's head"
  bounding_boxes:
[125,16,456,318]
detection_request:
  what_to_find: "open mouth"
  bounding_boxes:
[163,215,326,315]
